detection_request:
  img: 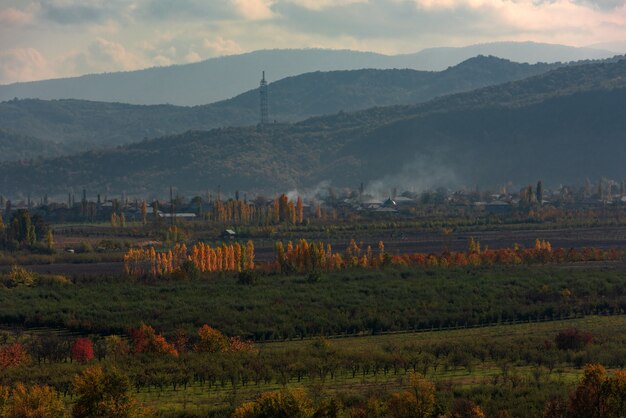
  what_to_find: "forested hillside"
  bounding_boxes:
[0,56,559,155]
[2,59,626,196]
[0,130,67,162]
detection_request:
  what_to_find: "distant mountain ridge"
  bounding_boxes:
[1,58,625,197]
[0,56,562,158]
[0,42,615,106]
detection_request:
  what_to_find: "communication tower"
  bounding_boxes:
[259,71,268,126]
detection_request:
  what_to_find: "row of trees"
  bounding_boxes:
[1,356,624,417]
[122,236,625,279]
[3,319,626,416]
[233,363,626,418]
[392,239,625,269]
[0,365,151,418]
[184,194,309,226]
[275,239,386,272]
[271,237,625,273]
[1,323,255,370]
[0,209,51,251]
[123,241,255,277]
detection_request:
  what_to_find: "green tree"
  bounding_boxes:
[72,365,149,418]
[7,209,36,246]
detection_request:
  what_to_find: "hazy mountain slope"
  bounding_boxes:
[0,56,559,152]
[396,41,615,71]
[0,129,67,162]
[0,43,614,106]
[2,58,625,197]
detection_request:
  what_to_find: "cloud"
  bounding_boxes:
[283,0,368,11]
[233,0,275,19]
[272,0,500,40]
[573,0,626,10]
[38,0,119,24]
[202,36,243,55]
[0,7,34,25]
[138,0,236,21]
[0,48,50,84]
[65,38,146,74]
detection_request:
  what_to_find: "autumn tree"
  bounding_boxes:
[0,385,7,417]
[7,265,36,287]
[568,363,626,418]
[555,328,593,350]
[232,388,313,418]
[601,370,626,416]
[386,372,435,418]
[128,324,177,356]
[104,335,129,359]
[72,365,149,418]
[245,240,255,270]
[568,363,606,418]
[195,324,229,353]
[0,342,29,368]
[4,384,66,418]
[46,229,54,250]
[71,337,95,363]
[450,399,486,418]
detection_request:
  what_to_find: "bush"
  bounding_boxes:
[37,274,71,286]
[555,328,593,350]
[5,265,36,288]
[238,270,259,285]
[171,260,200,280]
[307,271,321,283]
[77,242,94,253]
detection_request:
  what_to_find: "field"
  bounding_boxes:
[2,212,626,417]
[136,315,625,416]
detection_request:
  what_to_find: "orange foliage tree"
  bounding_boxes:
[3,383,65,418]
[128,324,178,357]
[0,342,29,369]
[124,240,256,278]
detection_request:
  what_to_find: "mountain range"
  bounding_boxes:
[2,58,625,198]
[0,56,562,158]
[0,42,615,106]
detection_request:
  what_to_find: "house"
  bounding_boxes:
[221,229,237,240]
[486,201,512,214]
[158,213,197,219]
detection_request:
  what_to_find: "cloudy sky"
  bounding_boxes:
[1,0,626,84]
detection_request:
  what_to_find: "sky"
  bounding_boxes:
[1,0,626,85]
